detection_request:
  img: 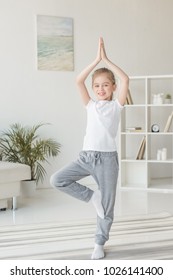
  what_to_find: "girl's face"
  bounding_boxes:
[92,73,116,101]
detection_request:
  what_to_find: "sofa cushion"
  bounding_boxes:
[0,161,31,183]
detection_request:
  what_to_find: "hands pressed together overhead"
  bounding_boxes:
[76,36,129,106]
[96,37,107,62]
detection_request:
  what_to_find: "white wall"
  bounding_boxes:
[1,0,173,188]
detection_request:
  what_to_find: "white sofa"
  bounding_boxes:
[0,161,31,210]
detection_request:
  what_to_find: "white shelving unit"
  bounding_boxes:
[119,75,173,192]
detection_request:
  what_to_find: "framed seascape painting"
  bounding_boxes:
[37,15,74,71]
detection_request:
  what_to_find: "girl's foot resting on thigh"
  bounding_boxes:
[91,190,104,219]
[91,244,105,259]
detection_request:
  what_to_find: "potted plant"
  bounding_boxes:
[0,123,61,195]
[164,94,172,104]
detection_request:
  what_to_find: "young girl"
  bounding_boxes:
[50,37,129,259]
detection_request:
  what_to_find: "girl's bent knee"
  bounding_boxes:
[50,172,67,189]
[50,174,56,188]
[50,173,62,189]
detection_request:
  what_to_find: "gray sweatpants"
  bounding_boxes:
[50,150,119,245]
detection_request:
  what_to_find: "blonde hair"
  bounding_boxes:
[92,67,116,86]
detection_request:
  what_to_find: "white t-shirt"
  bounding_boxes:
[83,99,123,152]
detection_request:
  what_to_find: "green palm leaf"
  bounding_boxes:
[0,123,61,184]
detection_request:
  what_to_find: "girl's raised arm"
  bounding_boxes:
[100,37,129,106]
[76,39,102,106]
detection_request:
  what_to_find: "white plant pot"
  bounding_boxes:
[20,180,36,197]
[164,98,171,104]
[0,199,8,210]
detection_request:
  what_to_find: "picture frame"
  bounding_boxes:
[37,15,74,71]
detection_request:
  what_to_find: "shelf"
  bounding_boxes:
[122,159,173,163]
[125,104,173,107]
[129,74,173,79]
[119,74,173,193]
[125,104,146,107]
[147,132,173,135]
[148,104,173,107]
[121,132,173,135]
[120,184,147,189]
[121,159,146,162]
[121,132,146,135]
[148,178,173,191]
[119,184,173,193]
[148,159,173,163]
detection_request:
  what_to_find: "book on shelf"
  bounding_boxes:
[164,111,173,132]
[136,136,146,160]
[126,127,143,132]
[126,89,133,105]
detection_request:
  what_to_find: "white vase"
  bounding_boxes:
[20,180,36,197]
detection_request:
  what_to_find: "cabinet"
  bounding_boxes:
[119,75,173,192]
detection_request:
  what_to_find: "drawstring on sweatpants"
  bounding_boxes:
[92,152,101,168]
[79,151,101,168]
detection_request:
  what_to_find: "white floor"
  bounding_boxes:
[1,186,173,226]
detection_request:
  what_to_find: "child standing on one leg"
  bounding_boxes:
[50,37,129,259]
